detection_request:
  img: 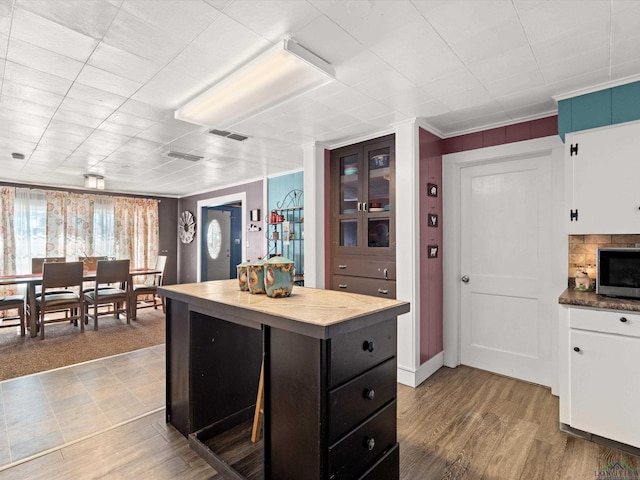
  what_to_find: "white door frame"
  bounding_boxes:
[196,192,247,282]
[443,136,566,392]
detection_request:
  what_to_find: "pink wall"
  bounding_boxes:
[419,128,444,363]
[442,116,558,154]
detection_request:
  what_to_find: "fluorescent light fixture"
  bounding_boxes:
[84,174,105,190]
[175,38,335,129]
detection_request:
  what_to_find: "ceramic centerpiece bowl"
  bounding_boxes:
[236,259,251,291]
[264,255,295,298]
[248,257,267,294]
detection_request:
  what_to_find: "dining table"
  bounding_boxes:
[0,267,161,337]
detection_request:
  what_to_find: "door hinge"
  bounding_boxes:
[570,209,579,222]
[570,143,579,156]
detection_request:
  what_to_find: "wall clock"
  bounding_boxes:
[178,210,196,244]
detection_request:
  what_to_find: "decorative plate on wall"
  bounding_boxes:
[178,210,196,244]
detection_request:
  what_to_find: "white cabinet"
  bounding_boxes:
[560,306,640,448]
[566,121,640,234]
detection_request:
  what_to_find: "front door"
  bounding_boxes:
[459,154,553,386]
[205,209,231,281]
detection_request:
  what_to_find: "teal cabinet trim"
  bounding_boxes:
[558,80,640,141]
[612,82,640,124]
[558,99,572,141]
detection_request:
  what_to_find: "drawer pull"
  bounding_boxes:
[384,268,388,280]
[573,347,581,353]
[338,284,348,289]
[362,340,375,352]
[364,437,376,451]
[620,317,628,323]
[377,288,388,295]
[338,264,347,269]
[363,388,375,400]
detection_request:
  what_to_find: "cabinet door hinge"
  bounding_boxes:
[570,209,579,222]
[570,143,579,156]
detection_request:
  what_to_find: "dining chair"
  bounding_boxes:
[130,255,167,321]
[36,261,85,339]
[78,256,108,273]
[85,259,130,329]
[32,257,71,297]
[79,256,108,293]
[0,294,26,336]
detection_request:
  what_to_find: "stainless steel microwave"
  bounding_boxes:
[597,248,640,298]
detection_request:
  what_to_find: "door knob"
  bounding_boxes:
[461,275,470,283]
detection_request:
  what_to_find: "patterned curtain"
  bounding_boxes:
[113,197,159,269]
[65,193,93,261]
[14,188,47,273]
[0,187,16,295]
[45,190,66,257]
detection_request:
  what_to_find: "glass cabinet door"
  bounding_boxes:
[339,152,360,248]
[366,146,391,249]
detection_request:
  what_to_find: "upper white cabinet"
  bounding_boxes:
[566,121,640,234]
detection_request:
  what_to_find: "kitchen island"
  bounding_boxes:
[159,279,410,480]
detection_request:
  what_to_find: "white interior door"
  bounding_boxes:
[459,154,553,386]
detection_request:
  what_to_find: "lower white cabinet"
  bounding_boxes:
[560,306,640,449]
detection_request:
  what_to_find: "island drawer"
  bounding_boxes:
[358,443,399,480]
[332,255,396,279]
[329,318,396,388]
[569,307,640,338]
[328,400,397,480]
[332,274,396,299]
[328,357,397,443]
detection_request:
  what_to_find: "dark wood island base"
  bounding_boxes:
[160,280,410,480]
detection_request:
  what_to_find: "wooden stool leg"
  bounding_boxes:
[251,361,264,443]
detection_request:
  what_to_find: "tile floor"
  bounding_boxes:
[0,344,165,469]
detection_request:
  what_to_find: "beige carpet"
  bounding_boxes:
[0,308,165,381]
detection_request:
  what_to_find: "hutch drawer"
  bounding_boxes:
[332,255,396,279]
[332,274,396,299]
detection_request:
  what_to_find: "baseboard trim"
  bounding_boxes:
[397,351,444,387]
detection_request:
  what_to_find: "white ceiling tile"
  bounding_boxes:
[7,38,84,81]
[611,58,640,80]
[87,42,162,84]
[539,46,610,84]
[449,18,529,65]
[4,61,73,95]
[2,80,64,108]
[58,97,113,120]
[515,0,611,45]
[223,0,320,42]
[52,109,105,130]
[11,6,98,62]
[130,68,205,111]
[414,0,518,44]
[75,65,143,98]
[16,0,118,39]
[484,69,547,98]
[0,95,58,118]
[467,45,539,85]
[65,82,127,110]
[48,119,95,138]
[0,1,12,34]
[398,98,450,119]
[293,13,362,65]
[312,0,423,48]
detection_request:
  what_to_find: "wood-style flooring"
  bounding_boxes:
[2,361,638,479]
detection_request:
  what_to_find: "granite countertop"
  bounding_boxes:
[559,288,640,312]
[160,279,410,339]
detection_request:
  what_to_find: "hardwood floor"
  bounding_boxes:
[397,365,639,480]
[2,362,638,479]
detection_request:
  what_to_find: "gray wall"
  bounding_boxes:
[177,180,264,284]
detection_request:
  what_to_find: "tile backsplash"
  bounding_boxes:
[568,234,640,285]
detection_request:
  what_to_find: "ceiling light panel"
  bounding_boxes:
[175,38,335,129]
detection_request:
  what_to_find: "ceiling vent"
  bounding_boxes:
[208,129,249,142]
[166,151,204,162]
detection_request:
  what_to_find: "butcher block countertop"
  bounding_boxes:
[559,288,640,312]
[159,279,410,339]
